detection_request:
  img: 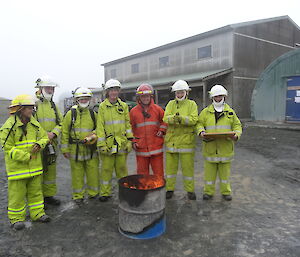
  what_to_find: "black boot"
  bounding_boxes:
[44,196,61,206]
[166,191,174,199]
[187,192,196,200]
[203,194,213,200]
[99,196,110,202]
[222,195,232,201]
[11,221,25,230]
[36,215,51,223]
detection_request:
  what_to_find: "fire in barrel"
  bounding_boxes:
[118,174,166,239]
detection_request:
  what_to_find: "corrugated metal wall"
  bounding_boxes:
[251,49,300,121]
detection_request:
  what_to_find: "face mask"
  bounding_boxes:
[78,101,90,108]
[175,91,187,101]
[42,88,53,101]
[213,98,225,112]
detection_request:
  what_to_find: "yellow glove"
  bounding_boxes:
[99,146,109,154]
[126,141,132,152]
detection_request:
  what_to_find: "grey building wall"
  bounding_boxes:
[102,16,300,119]
[105,32,233,83]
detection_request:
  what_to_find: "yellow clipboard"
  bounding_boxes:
[203,131,236,139]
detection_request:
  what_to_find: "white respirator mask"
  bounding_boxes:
[212,98,225,112]
[42,88,53,101]
[78,101,90,108]
[175,91,187,101]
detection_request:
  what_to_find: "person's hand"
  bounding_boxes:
[132,142,138,151]
[126,141,132,152]
[63,153,71,159]
[47,132,56,140]
[229,133,238,141]
[199,131,205,138]
[31,144,41,153]
[156,131,164,137]
[174,115,181,123]
[99,146,109,154]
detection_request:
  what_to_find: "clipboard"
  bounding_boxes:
[203,131,236,139]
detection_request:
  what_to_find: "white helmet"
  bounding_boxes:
[209,85,228,98]
[171,80,190,92]
[73,87,93,98]
[35,75,58,88]
[104,79,121,90]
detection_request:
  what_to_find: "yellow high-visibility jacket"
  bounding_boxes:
[0,115,49,180]
[61,105,97,161]
[97,98,133,154]
[196,103,242,162]
[34,99,63,138]
[163,98,198,153]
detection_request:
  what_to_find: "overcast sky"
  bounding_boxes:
[0,0,299,101]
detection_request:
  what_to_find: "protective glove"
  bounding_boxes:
[99,146,109,154]
[126,141,132,152]
[174,115,182,124]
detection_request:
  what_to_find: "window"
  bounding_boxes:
[110,69,116,78]
[159,56,169,68]
[197,45,212,59]
[131,63,139,74]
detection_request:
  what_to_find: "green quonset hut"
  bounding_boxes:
[251,48,300,122]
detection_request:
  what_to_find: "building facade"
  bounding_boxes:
[100,16,300,118]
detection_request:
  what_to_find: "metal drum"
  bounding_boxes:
[118,174,166,239]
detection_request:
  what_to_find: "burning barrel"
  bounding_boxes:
[118,174,166,239]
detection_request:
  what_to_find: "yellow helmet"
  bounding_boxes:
[9,94,35,114]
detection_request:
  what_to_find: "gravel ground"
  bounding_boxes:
[0,126,299,257]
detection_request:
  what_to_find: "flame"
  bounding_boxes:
[121,175,164,190]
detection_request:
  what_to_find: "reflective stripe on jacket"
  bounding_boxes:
[0,115,49,180]
[163,98,198,152]
[61,106,97,160]
[130,99,166,156]
[196,103,242,162]
[96,98,133,153]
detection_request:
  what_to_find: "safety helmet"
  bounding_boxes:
[171,80,190,92]
[73,87,93,98]
[104,79,121,90]
[136,84,154,95]
[35,75,58,88]
[209,84,228,98]
[9,94,35,114]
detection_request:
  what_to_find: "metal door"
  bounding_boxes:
[286,76,300,122]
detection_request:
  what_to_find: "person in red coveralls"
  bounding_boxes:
[130,84,167,177]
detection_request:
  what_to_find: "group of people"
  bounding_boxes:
[0,76,242,230]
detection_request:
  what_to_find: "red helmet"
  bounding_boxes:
[136,84,154,96]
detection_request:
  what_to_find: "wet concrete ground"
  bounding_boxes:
[0,126,299,257]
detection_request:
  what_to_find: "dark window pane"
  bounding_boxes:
[110,69,116,78]
[198,45,212,59]
[159,56,169,68]
[131,63,139,74]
